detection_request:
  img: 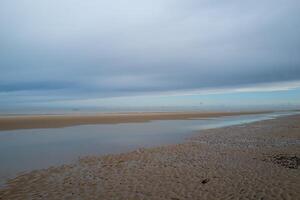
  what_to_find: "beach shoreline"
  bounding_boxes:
[0,111,271,131]
[0,114,299,199]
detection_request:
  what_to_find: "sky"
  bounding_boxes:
[0,0,300,112]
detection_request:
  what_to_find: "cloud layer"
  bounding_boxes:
[0,0,299,108]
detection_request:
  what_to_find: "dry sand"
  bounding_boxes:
[0,111,269,131]
[1,114,300,200]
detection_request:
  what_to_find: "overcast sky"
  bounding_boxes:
[0,0,300,111]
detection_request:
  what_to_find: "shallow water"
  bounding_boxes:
[0,111,298,186]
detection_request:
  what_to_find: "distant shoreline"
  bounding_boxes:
[0,111,271,131]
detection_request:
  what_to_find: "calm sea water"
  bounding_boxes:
[0,111,298,186]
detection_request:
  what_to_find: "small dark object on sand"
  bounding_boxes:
[272,155,300,169]
[201,178,210,184]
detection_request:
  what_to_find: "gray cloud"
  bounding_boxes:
[0,0,299,107]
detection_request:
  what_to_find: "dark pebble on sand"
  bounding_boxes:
[201,178,210,184]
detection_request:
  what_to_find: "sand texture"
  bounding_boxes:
[0,111,269,131]
[0,115,299,200]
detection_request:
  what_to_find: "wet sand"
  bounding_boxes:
[0,111,269,131]
[1,114,299,199]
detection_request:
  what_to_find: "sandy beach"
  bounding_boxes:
[1,0,299,199]
[0,111,269,131]
[0,114,299,199]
